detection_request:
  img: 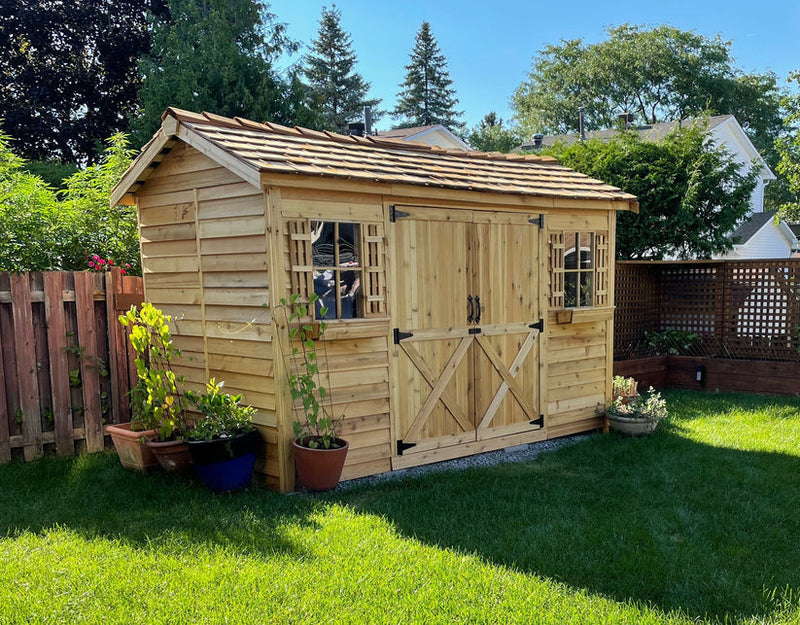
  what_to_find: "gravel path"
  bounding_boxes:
[335,433,589,491]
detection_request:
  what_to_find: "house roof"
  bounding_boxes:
[111,108,639,208]
[730,211,777,245]
[375,125,440,140]
[521,115,734,150]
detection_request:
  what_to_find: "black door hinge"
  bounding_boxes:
[393,328,413,344]
[389,205,410,222]
[468,327,482,335]
[397,440,417,455]
[530,414,544,428]
[529,214,545,228]
[529,318,544,332]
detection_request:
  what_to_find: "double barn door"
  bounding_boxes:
[392,206,543,461]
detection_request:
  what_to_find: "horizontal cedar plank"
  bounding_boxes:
[547,416,603,438]
[208,369,274,393]
[320,320,391,340]
[138,189,196,210]
[278,186,383,205]
[252,410,278,428]
[280,198,383,222]
[340,459,392,481]
[207,336,273,359]
[197,181,263,202]
[142,239,197,257]
[545,212,608,231]
[139,203,196,227]
[206,320,271,342]
[139,165,240,196]
[549,321,605,339]
[203,271,269,289]
[328,382,389,404]
[198,194,264,220]
[548,368,606,389]
[199,215,265,239]
[201,253,267,272]
[201,235,267,256]
[548,333,606,350]
[314,335,388,356]
[546,406,600,427]
[548,393,605,415]
[144,256,199,274]
[549,356,607,376]
[144,272,200,288]
[344,441,392,465]
[548,380,605,402]
[171,335,205,352]
[339,412,390,434]
[206,353,273,376]
[144,288,201,305]
[204,304,270,325]
[140,222,196,243]
[327,366,388,389]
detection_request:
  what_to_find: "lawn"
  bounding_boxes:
[2,390,800,624]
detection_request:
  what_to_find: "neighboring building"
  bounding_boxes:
[374,124,470,151]
[522,115,796,259]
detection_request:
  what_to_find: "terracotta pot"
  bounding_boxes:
[607,414,659,436]
[107,422,158,470]
[146,439,193,474]
[292,437,349,492]
[615,393,640,406]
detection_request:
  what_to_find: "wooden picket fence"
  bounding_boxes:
[0,269,143,463]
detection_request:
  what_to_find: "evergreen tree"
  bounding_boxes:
[304,6,379,134]
[130,0,311,148]
[393,22,463,131]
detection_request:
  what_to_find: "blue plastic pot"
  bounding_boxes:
[187,430,260,492]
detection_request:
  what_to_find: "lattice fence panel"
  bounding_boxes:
[613,263,661,359]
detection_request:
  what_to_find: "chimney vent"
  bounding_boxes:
[532,134,543,148]
[348,121,365,136]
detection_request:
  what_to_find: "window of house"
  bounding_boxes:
[549,231,609,309]
[287,219,387,320]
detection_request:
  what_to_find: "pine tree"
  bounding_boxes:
[304,6,379,134]
[394,22,464,130]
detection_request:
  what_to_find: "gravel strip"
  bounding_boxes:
[335,433,590,491]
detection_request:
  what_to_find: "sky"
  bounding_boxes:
[267,0,800,133]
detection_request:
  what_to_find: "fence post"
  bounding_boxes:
[105,268,125,424]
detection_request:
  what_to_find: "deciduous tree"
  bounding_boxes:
[543,128,758,259]
[465,112,523,153]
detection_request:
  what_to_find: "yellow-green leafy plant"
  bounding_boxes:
[119,303,185,440]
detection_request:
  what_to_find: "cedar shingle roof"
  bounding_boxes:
[115,108,638,207]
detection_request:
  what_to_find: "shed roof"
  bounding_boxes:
[112,108,638,208]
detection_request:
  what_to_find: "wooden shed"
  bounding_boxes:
[111,108,638,492]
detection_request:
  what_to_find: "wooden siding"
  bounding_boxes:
[138,142,278,485]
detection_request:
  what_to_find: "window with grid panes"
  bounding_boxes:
[549,231,609,309]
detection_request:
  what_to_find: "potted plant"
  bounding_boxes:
[607,387,668,436]
[106,381,159,471]
[278,294,348,492]
[184,379,260,492]
[118,303,192,474]
[612,375,639,404]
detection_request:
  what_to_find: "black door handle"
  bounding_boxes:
[475,296,481,324]
[467,295,474,323]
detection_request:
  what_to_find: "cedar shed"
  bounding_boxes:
[111,108,638,492]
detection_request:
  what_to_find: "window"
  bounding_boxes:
[287,219,386,320]
[549,231,609,309]
[311,221,361,319]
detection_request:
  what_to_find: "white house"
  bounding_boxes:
[374,124,470,151]
[522,115,796,259]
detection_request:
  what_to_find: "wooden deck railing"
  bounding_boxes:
[0,269,143,462]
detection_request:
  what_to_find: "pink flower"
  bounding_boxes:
[88,261,95,268]
[120,269,127,275]
[108,260,114,266]
[125,263,131,268]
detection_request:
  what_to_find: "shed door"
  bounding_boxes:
[393,207,542,460]
[393,208,476,455]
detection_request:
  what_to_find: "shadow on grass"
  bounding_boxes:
[334,394,800,622]
[0,450,318,559]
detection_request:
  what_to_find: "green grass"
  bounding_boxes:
[2,390,800,623]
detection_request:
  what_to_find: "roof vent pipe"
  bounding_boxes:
[579,106,586,141]
[618,112,634,130]
[364,106,372,136]
[533,134,543,148]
